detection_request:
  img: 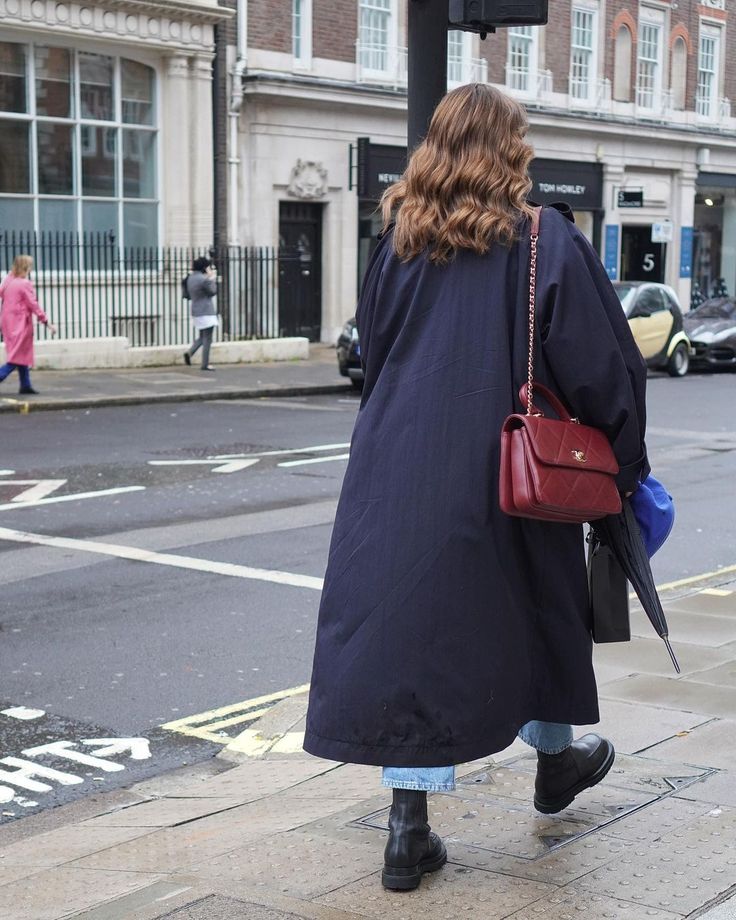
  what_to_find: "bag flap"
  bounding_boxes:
[512,414,620,475]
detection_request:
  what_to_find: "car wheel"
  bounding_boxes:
[667,342,690,377]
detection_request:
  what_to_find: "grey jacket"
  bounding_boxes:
[186,272,217,317]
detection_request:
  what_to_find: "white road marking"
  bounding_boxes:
[211,442,350,460]
[0,470,15,476]
[1,707,45,721]
[0,485,145,512]
[0,479,67,504]
[0,757,83,792]
[0,526,325,591]
[148,459,260,474]
[278,454,350,468]
[23,741,125,773]
[81,738,151,760]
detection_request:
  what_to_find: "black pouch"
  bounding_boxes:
[587,533,631,643]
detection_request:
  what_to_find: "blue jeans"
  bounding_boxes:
[382,721,573,792]
[0,363,31,390]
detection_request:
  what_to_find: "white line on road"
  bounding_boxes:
[278,454,350,468]
[211,443,350,460]
[148,459,260,474]
[0,526,325,591]
[0,486,146,512]
[1,480,67,503]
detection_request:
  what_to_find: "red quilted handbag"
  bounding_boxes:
[499,208,622,524]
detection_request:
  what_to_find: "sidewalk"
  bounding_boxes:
[0,346,352,414]
[1,580,736,919]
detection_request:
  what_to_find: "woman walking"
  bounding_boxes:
[0,255,56,395]
[184,257,218,371]
[304,85,648,890]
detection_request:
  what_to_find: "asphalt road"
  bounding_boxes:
[0,373,735,821]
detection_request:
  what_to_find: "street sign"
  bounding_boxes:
[651,220,674,244]
[618,190,644,209]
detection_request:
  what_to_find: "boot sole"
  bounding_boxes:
[534,740,615,815]
[382,842,448,891]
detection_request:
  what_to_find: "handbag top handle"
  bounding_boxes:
[526,206,543,417]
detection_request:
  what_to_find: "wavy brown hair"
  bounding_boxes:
[381,83,534,264]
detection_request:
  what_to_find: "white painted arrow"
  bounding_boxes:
[148,458,260,474]
[81,738,151,760]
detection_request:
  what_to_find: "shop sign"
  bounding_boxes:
[618,190,644,209]
[528,160,603,209]
[356,139,407,201]
[651,220,673,243]
[604,225,619,280]
[680,227,694,278]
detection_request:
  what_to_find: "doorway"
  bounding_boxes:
[278,202,323,342]
[620,225,666,283]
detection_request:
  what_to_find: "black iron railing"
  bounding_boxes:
[0,232,292,346]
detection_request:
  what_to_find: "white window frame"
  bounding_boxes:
[447,30,473,88]
[570,3,599,103]
[506,25,539,94]
[636,9,664,112]
[0,38,160,258]
[292,0,313,69]
[696,23,721,119]
[358,0,398,79]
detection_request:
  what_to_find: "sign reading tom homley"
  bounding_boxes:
[528,159,603,210]
[357,139,407,201]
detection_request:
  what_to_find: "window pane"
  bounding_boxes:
[35,46,73,118]
[37,122,75,194]
[123,130,155,198]
[82,126,117,196]
[123,201,157,248]
[0,42,27,113]
[83,200,118,236]
[121,59,154,125]
[39,198,77,232]
[80,52,114,120]
[293,0,302,58]
[0,197,34,234]
[37,199,78,268]
[0,120,30,192]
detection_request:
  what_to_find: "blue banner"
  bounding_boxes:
[680,227,694,278]
[604,225,619,280]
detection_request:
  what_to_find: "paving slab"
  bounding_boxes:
[579,699,712,755]
[684,659,736,689]
[644,719,736,771]
[80,797,244,828]
[0,823,156,867]
[156,894,312,919]
[696,891,736,920]
[629,610,736,648]
[506,885,683,919]
[665,592,736,616]
[600,674,736,718]
[673,770,736,807]
[0,867,162,920]
[592,636,734,684]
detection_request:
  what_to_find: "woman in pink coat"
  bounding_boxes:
[0,255,56,395]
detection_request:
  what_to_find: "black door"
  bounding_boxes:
[279,203,323,341]
[621,225,666,283]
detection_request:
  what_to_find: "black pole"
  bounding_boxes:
[407,0,448,152]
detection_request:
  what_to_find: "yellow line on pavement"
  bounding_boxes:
[655,563,736,594]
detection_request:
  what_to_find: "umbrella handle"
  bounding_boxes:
[663,636,681,674]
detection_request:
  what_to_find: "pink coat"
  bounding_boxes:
[0,274,48,367]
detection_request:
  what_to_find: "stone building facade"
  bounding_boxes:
[222,0,736,343]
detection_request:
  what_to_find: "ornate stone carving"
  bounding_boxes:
[287,160,328,200]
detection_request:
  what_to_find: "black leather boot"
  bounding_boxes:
[534,733,615,814]
[382,789,447,890]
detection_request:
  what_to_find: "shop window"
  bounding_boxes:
[0,41,158,253]
[570,6,598,102]
[671,37,687,111]
[637,19,663,110]
[506,25,538,93]
[696,26,721,118]
[613,25,632,101]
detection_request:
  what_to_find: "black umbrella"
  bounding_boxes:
[591,500,680,674]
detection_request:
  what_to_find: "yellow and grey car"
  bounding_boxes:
[614,282,692,377]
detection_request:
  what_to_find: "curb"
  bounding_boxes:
[0,382,354,414]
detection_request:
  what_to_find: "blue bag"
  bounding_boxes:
[630,474,675,558]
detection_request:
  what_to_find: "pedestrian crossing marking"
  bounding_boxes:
[701,588,732,597]
[160,684,310,744]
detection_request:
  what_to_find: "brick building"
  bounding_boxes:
[225,0,736,341]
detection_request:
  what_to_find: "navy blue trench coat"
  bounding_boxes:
[304,206,648,768]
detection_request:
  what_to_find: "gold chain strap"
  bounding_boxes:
[526,219,539,417]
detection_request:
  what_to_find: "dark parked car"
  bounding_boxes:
[337,317,363,388]
[613,281,691,377]
[684,298,736,370]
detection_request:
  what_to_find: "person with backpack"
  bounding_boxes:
[183,257,218,371]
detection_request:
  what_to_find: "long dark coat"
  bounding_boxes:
[304,207,648,767]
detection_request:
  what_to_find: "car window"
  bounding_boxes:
[637,287,667,314]
[614,285,637,314]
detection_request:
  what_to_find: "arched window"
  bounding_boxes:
[613,25,632,101]
[671,37,687,110]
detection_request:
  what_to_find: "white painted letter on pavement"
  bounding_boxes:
[81,738,151,760]
[23,741,126,773]
[0,757,84,791]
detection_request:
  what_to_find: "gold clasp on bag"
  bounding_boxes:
[572,450,587,463]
